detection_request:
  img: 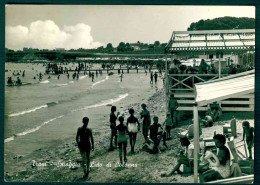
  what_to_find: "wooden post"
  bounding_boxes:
[218,54,221,78]
[193,105,199,183]
[165,55,169,116]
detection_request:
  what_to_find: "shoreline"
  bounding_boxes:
[4,87,254,183]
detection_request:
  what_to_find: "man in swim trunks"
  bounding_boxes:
[140,104,151,143]
[76,117,94,179]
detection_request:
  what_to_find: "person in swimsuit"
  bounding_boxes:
[76,117,94,179]
[165,113,173,139]
[116,116,128,164]
[149,116,167,153]
[127,108,140,154]
[242,121,254,159]
[199,134,231,182]
[161,137,193,177]
[140,103,151,143]
[109,106,119,151]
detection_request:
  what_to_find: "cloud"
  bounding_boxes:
[5,20,103,50]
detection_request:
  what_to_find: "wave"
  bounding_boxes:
[53,83,68,86]
[40,80,50,84]
[72,93,128,112]
[91,76,109,88]
[4,115,64,143]
[8,101,59,117]
[8,104,48,117]
[79,75,88,80]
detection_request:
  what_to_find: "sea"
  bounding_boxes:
[4,62,163,156]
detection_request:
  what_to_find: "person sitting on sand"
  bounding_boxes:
[161,137,194,177]
[127,108,140,154]
[199,134,230,182]
[149,116,167,153]
[201,110,214,127]
[109,106,120,151]
[140,103,151,143]
[16,77,22,85]
[242,121,254,159]
[76,117,94,179]
[209,102,222,122]
[116,116,128,164]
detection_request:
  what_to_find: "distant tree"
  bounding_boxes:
[154,41,160,47]
[188,16,255,31]
[148,44,154,49]
[117,42,126,52]
[160,43,167,47]
[97,46,104,52]
[125,43,133,51]
[106,43,113,51]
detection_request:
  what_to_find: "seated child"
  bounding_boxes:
[149,116,167,153]
[161,137,194,177]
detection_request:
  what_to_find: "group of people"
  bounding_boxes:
[76,102,254,182]
[7,76,21,86]
[76,103,176,179]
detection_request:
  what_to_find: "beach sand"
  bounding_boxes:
[4,88,254,183]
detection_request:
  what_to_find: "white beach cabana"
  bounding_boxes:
[192,69,255,182]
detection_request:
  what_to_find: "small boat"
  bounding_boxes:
[108,72,114,76]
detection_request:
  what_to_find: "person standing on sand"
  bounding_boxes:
[150,72,154,84]
[76,117,94,179]
[116,116,128,164]
[127,108,140,154]
[92,72,94,82]
[165,113,173,139]
[242,121,254,159]
[140,103,151,143]
[154,72,158,83]
[120,73,123,82]
[109,106,120,151]
[169,95,179,126]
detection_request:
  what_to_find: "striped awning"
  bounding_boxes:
[165,29,255,54]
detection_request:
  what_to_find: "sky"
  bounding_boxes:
[5,5,255,50]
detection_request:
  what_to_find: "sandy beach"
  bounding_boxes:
[4,85,254,183]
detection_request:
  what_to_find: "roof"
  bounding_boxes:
[194,70,255,106]
[165,29,255,54]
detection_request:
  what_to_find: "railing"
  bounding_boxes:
[167,74,254,112]
[168,74,228,91]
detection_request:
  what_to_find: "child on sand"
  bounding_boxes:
[109,106,120,151]
[161,137,193,177]
[76,117,94,179]
[149,116,167,153]
[116,116,128,164]
[165,113,173,139]
[140,104,151,143]
[242,121,254,159]
[127,108,140,154]
[169,95,179,126]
